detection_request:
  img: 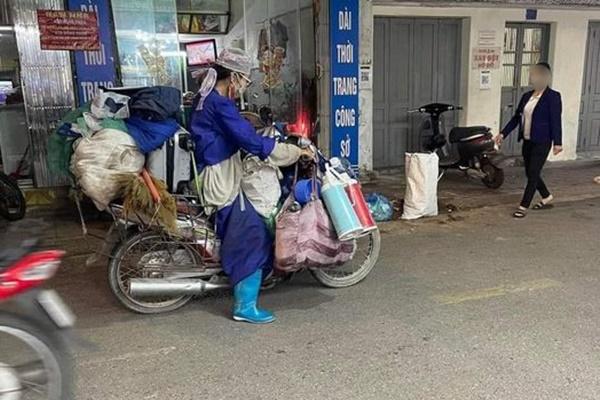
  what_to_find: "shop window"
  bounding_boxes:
[111,0,183,90]
[112,0,317,134]
[243,0,317,131]
[181,0,316,131]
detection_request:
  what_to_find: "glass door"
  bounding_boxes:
[500,23,550,155]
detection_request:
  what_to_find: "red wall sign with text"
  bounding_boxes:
[37,10,100,51]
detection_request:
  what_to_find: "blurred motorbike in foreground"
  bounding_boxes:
[0,227,74,399]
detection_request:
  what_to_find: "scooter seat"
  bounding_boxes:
[449,126,490,143]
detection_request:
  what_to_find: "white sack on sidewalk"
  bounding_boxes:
[71,128,145,210]
[401,152,439,220]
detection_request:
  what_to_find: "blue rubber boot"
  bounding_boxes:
[233,269,276,324]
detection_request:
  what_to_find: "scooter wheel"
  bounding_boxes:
[0,312,72,399]
[481,164,504,189]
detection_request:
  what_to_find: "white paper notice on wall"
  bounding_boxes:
[480,70,492,90]
[360,66,371,90]
[478,30,497,46]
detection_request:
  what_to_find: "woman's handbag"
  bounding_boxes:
[274,171,355,272]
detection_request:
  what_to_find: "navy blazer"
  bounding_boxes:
[501,88,562,146]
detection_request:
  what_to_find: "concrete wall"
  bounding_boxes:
[358,1,600,168]
[317,0,331,156]
[359,0,374,171]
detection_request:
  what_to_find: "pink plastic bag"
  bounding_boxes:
[274,194,355,272]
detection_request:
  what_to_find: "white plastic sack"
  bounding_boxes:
[240,156,282,218]
[90,91,130,119]
[71,129,145,210]
[82,112,103,134]
[401,152,439,220]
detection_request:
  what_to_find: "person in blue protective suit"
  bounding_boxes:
[190,48,309,324]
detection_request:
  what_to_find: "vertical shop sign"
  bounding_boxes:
[68,0,117,105]
[330,0,359,167]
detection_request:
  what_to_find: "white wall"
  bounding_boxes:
[359,2,600,167]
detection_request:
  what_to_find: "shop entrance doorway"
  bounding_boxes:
[578,22,600,154]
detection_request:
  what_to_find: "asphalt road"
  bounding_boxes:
[27,195,597,400]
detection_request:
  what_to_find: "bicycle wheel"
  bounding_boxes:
[310,229,381,288]
[108,231,197,314]
[0,173,26,221]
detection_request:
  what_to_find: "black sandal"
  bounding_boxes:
[513,209,527,218]
[533,202,554,210]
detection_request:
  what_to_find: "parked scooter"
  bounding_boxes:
[409,103,506,189]
[0,172,26,220]
[0,230,74,399]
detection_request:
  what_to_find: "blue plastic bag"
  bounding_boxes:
[366,192,393,222]
[125,116,180,154]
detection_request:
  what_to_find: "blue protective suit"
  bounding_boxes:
[190,91,276,286]
[190,91,275,171]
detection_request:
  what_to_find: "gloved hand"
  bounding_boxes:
[300,146,315,161]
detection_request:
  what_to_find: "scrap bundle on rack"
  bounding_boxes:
[122,169,177,233]
[47,86,185,229]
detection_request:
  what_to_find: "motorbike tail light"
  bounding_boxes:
[17,260,61,281]
[0,250,64,300]
[287,111,311,138]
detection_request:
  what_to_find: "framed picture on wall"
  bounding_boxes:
[176,0,229,14]
[178,14,191,33]
[185,39,217,66]
[177,13,229,34]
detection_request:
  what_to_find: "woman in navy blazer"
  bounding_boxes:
[497,62,563,218]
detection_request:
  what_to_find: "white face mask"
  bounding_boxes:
[229,72,251,109]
